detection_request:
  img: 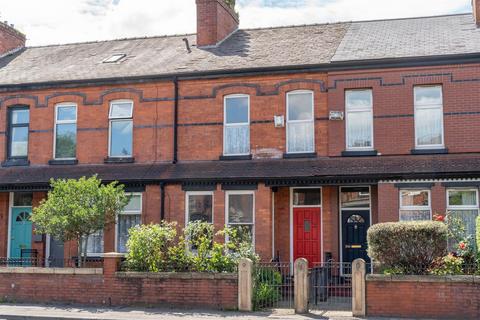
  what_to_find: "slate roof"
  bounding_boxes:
[2,154,480,188]
[332,14,480,62]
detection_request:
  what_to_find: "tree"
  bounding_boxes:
[32,175,129,266]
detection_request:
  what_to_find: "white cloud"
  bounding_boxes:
[0,0,471,46]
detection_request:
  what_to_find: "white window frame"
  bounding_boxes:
[108,99,133,158]
[399,189,432,221]
[345,89,374,151]
[286,90,315,154]
[185,191,215,225]
[225,190,255,247]
[223,94,250,156]
[115,193,143,254]
[414,85,445,149]
[53,103,77,160]
[446,188,479,211]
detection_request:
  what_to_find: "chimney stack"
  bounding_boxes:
[474,0,480,26]
[0,21,25,56]
[196,0,239,47]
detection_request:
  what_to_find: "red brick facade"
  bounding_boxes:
[196,0,239,47]
[0,21,25,56]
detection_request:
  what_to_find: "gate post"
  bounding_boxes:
[352,258,366,317]
[238,258,253,311]
[294,258,309,314]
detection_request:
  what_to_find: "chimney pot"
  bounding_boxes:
[196,0,239,47]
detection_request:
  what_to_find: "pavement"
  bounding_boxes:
[0,304,391,320]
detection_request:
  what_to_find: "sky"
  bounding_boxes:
[0,0,472,46]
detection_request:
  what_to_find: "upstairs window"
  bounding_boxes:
[109,100,133,157]
[54,104,77,159]
[414,86,444,149]
[8,107,29,158]
[287,91,314,153]
[117,193,142,253]
[447,189,479,239]
[399,189,431,221]
[224,95,250,156]
[345,90,373,150]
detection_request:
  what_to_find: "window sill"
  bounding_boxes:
[283,152,317,159]
[2,158,30,167]
[219,155,252,161]
[104,157,135,164]
[410,148,448,155]
[49,159,78,165]
[341,150,378,157]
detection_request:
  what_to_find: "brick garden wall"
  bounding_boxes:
[366,275,480,319]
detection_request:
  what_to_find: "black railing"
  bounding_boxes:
[253,262,293,310]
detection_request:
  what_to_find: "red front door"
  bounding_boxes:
[293,207,321,266]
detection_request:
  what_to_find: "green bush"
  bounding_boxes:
[476,216,480,254]
[253,268,282,310]
[125,222,177,272]
[367,221,447,274]
[430,254,464,275]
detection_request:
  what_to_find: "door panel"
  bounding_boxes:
[10,207,32,258]
[341,210,370,264]
[49,237,64,267]
[293,207,321,266]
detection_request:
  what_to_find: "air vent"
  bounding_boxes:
[103,53,126,63]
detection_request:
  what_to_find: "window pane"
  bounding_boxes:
[11,109,29,124]
[110,120,132,157]
[57,106,76,121]
[400,210,431,221]
[117,214,141,253]
[293,189,321,206]
[415,86,442,106]
[347,111,372,148]
[13,193,33,206]
[86,231,103,254]
[401,190,429,207]
[124,194,142,212]
[449,209,478,238]
[287,121,314,153]
[188,194,213,223]
[110,102,133,118]
[288,93,313,121]
[416,108,443,146]
[341,187,370,208]
[228,194,254,224]
[11,126,29,157]
[448,190,477,206]
[346,90,372,109]
[225,125,249,155]
[55,123,76,159]
[225,97,249,124]
[230,225,253,244]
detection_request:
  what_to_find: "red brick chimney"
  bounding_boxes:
[0,21,25,56]
[196,0,239,47]
[474,0,480,26]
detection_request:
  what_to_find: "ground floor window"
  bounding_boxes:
[117,193,142,253]
[399,189,431,221]
[226,191,255,244]
[186,192,213,224]
[447,189,479,239]
[85,231,103,256]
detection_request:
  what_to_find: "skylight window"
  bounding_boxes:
[103,54,126,63]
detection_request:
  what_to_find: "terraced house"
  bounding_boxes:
[0,0,480,269]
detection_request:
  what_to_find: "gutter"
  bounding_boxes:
[173,77,179,164]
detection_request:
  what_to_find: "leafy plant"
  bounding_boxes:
[253,267,282,310]
[430,254,464,275]
[32,175,129,266]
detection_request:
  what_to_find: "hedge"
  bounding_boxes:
[367,221,447,274]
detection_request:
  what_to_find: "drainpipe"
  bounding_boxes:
[173,77,179,164]
[160,182,166,220]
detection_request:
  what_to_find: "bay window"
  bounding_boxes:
[117,193,142,253]
[345,89,373,150]
[286,91,314,154]
[414,86,444,148]
[224,95,250,156]
[54,104,77,159]
[109,100,133,157]
[226,191,255,244]
[399,189,431,221]
[447,189,479,238]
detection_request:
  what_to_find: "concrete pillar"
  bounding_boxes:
[238,258,253,311]
[352,258,366,317]
[294,258,309,314]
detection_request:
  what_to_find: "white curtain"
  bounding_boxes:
[117,214,141,253]
[287,121,314,153]
[225,125,249,155]
[86,232,103,255]
[347,111,372,148]
[416,107,442,146]
[399,210,431,221]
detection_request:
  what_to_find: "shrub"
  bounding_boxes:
[125,222,177,272]
[253,268,282,310]
[367,221,447,274]
[430,254,464,275]
[477,216,480,254]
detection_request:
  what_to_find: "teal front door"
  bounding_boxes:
[10,207,32,258]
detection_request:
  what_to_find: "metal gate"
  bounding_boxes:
[253,262,294,310]
[308,261,352,311]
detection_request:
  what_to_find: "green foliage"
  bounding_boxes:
[125,222,177,272]
[55,132,76,158]
[224,0,235,9]
[476,216,480,255]
[253,268,282,310]
[430,254,464,275]
[367,221,447,274]
[32,175,128,266]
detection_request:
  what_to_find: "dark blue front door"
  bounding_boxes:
[341,210,370,264]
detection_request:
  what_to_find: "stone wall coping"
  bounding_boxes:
[103,252,125,258]
[367,274,480,283]
[116,271,237,280]
[0,267,102,275]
